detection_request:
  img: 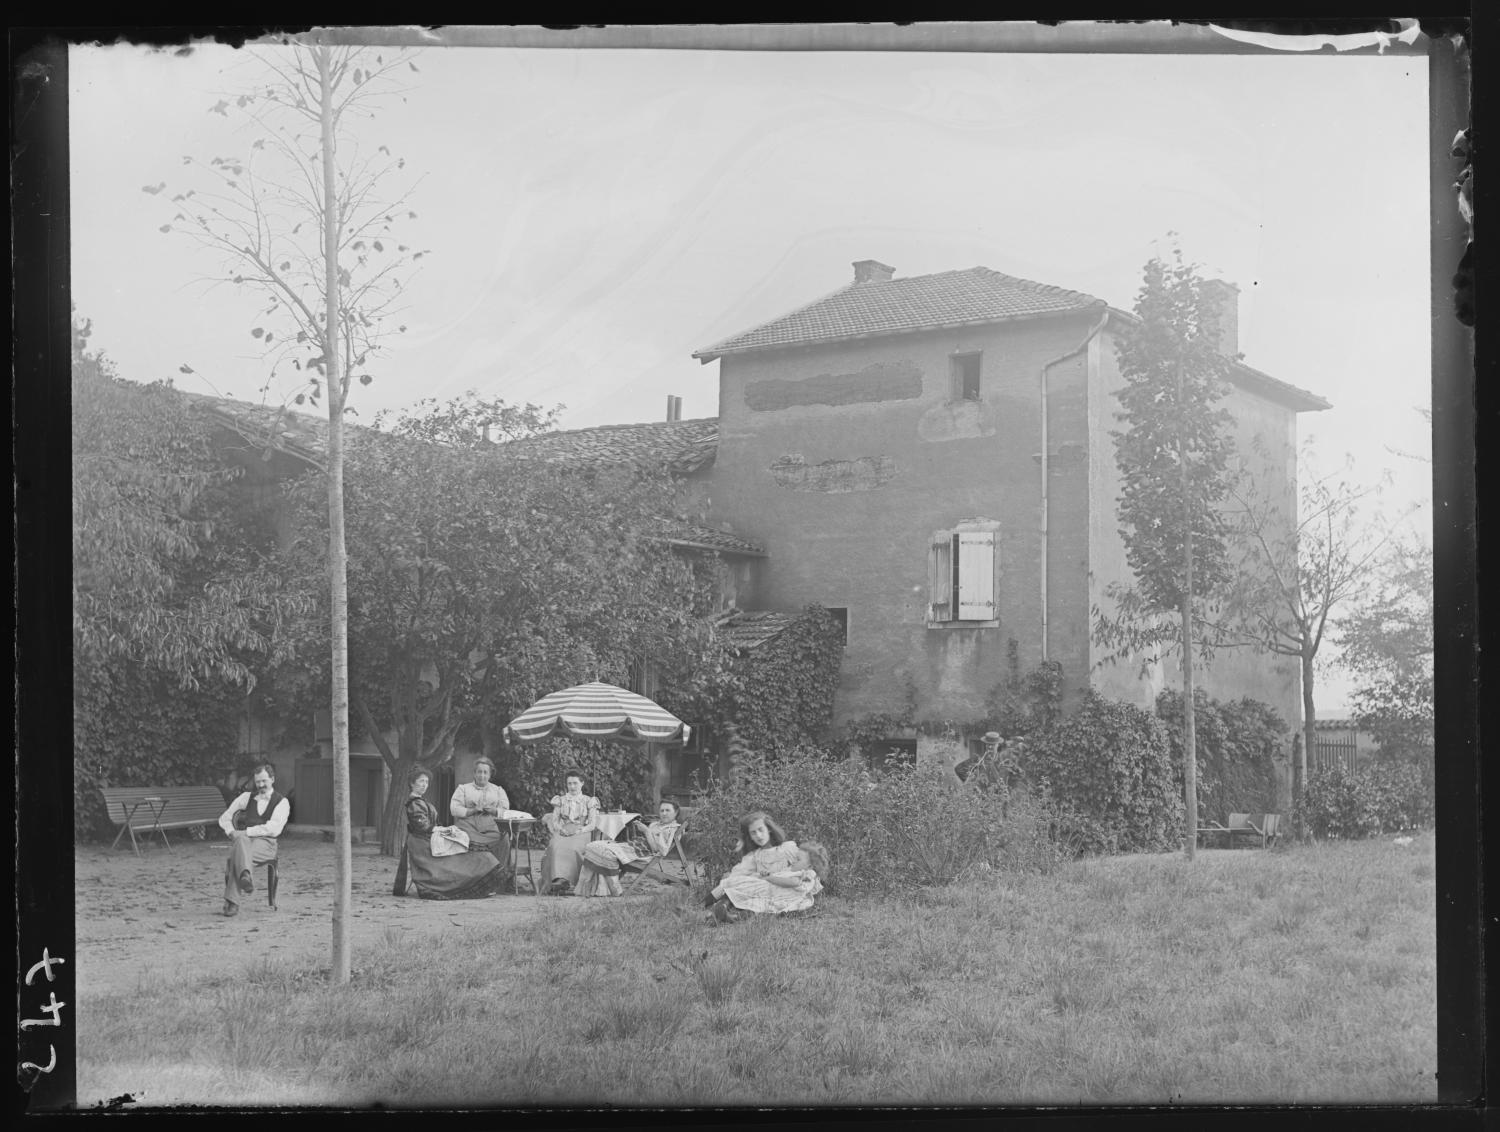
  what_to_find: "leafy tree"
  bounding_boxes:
[72,313,307,835]
[1339,538,1434,761]
[156,38,423,982]
[1212,450,1397,810]
[72,313,301,690]
[1093,244,1238,859]
[268,392,732,854]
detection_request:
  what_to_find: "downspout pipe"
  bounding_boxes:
[1038,308,1110,663]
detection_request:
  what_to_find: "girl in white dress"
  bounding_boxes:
[710,841,829,922]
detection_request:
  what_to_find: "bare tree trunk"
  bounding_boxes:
[1299,648,1316,817]
[318,44,352,986]
[1180,598,1198,861]
[1179,374,1198,862]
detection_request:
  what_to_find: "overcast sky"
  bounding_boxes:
[70,35,1435,712]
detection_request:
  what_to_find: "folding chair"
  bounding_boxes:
[621,824,697,891]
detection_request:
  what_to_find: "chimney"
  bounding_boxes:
[665,394,682,422]
[1200,278,1240,358]
[853,259,895,285]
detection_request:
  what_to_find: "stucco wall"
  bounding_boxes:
[706,314,1100,732]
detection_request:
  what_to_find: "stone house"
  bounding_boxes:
[677,259,1330,781]
[185,256,1330,806]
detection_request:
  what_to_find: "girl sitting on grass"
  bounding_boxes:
[702,810,799,906]
[709,840,829,923]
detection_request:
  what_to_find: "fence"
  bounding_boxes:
[1311,733,1361,776]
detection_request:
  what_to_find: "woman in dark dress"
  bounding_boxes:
[393,766,507,899]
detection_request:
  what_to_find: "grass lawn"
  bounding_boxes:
[77,832,1436,1108]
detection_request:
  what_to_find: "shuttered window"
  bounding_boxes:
[929,535,953,621]
[929,528,998,624]
[956,531,996,620]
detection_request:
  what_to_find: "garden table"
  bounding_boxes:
[503,816,541,896]
[593,811,640,841]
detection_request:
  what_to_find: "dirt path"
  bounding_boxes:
[75,835,595,998]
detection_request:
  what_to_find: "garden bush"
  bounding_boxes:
[686,747,883,895]
[1019,691,1183,855]
[687,745,1073,895]
[1156,689,1284,822]
[1297,764,1377,840]
[1297,756,1434,840]
[1361,755,1434,831]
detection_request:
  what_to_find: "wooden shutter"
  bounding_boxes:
[956,531,996,621]
[928,534,953,621]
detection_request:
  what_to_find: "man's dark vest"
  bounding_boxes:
[235,790,287,835]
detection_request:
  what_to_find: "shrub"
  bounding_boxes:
[1156,690,1284,822]
[876,765,1009,886]
[1298,756,1434,839]
[689,745,1073,895]
[1020,691,1183,855]
[687,746,881,895]
[1297,764,1378,839]
[1361,756,1434,831]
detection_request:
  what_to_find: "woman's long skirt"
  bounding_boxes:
[540,830,593,892]
[452,815,512,879]
[395,834,506,899]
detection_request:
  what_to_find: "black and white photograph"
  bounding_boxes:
[34,20,1474,1112]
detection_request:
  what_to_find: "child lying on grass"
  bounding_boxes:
[709,841,829,924]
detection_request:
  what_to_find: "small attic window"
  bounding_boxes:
[952,353,982,401]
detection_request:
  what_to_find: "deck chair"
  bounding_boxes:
[621,823,697,891]
[1227,812,1281,849]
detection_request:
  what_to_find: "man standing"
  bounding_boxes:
[217,762,290,917]
[449,756,512,882]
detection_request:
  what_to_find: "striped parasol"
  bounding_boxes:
[503,681,690,745]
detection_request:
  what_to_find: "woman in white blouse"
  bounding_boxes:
[539,770,600,894]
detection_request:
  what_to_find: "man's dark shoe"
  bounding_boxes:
[222,900,239,917]
[702,891,718,910]
[237,869,254,894]
[711,898,733,924]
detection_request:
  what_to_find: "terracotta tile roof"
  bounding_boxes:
[694,267,1106,360]
[712,608,798,651]
[502,417,719,475]
[179,390,330,469]
[663,522,766,557]
[1102,308,1330,413]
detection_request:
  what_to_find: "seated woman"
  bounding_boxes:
[448,756,513,882]
[539,770,600,895]
[393,766,507,899]
[576,800,686,897]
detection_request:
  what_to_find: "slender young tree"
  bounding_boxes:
[1212,449,1397,813]
[1095,245,1237,860]
[155,37,423,984]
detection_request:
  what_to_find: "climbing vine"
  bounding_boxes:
[843,648,1065,758]
[676,604,845,762]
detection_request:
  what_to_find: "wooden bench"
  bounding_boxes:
[101,786,227,856]
[1198,812,1281,850]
